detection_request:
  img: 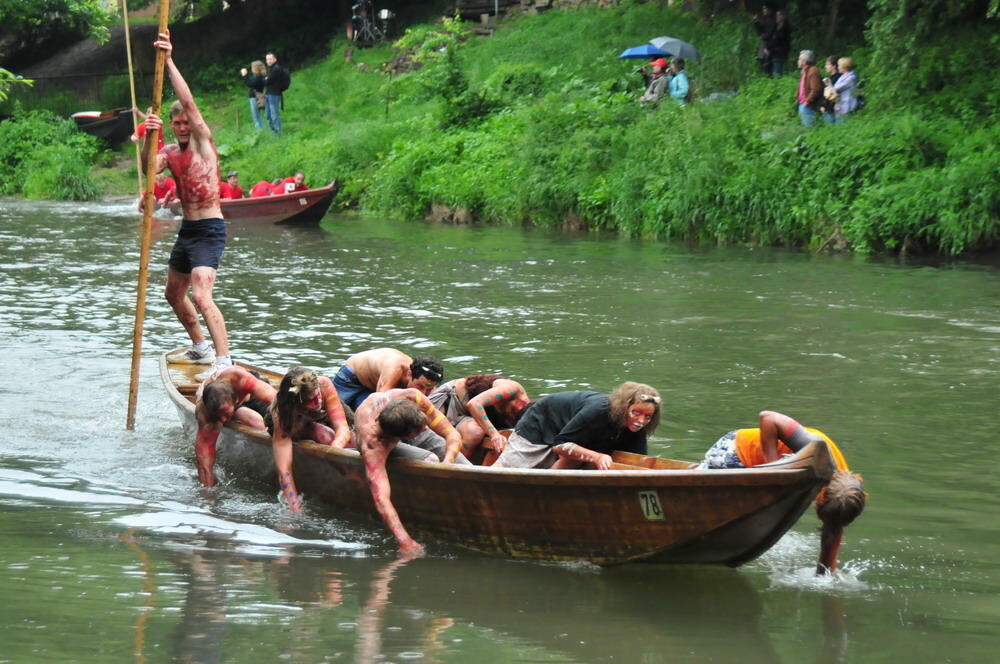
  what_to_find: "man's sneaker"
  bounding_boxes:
[167,346,215,365]
[195,359,234,382]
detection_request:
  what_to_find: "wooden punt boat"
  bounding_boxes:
[169,180,339,225]
[71,108,134,145]
[160,353,837,566]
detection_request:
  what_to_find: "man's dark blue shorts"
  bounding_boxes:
[169,218,227,273]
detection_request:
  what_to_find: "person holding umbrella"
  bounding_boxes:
[639,58,670,105]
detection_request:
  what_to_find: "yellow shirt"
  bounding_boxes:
[734,427,848,470]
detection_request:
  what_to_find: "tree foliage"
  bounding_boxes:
[0,0,115,64]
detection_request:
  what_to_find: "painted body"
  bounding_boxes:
[353,388,464,554]
[271,371,351,512]
[141,30,230,360]
[194,366,276,486]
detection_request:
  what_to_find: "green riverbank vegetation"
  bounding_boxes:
[3,1,997,255]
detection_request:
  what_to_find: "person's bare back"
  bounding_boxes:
[345,348,413,392]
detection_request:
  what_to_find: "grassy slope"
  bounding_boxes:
[107,3,997,255]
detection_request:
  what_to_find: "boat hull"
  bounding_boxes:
[72,108,134,145]
[161,355,835,565]
[222,180,338,224]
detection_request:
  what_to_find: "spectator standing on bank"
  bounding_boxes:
[639,58,670,105]
[831,57,861,121]
[752,5,776,75]
[240,60,266,130]
[796,50,823,127]
[767,10,792,75]
[820,56,841,124]
[668,57,689,105]
[263,52,290,135]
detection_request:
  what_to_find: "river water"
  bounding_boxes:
[0,199,997,663]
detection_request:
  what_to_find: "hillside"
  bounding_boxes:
[4,2,998,255]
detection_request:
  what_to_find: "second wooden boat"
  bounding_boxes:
[168,180,339,225]
[161,353,837,566]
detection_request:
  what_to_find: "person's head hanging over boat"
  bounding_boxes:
[696,410,867,574]
[193,366,276,487]
[493,381,663,470]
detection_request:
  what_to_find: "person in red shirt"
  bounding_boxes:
[249,179,275,197]
[153,173,178,208]
[280,171,308,193]
[130,108,165,152]
[219,170,243,199]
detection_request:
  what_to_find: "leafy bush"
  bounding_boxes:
[22,144,100,201]
[0,108,102,197]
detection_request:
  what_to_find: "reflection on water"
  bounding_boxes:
[1,200,999,662]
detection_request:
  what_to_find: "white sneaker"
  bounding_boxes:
[195,359,234,382]
[167,346,215,365]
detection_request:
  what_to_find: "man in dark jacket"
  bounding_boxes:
[263,51,290,134]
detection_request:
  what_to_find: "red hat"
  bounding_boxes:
[650,58,668,68]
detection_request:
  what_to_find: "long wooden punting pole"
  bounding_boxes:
[121,0,143,193]
[126,0,170,430]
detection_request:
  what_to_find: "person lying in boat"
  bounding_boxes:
[249,178,283,197]
[353,388,470,554]
[696,410,867,575]
[428,373,532,462]
[267,367,352,511]
[194,365,276,487]
[493,382,662,470]
[333,348,444,411]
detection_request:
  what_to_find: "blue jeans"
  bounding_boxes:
[798,104,818,127]
[769,59,785,76]
[265,94,282,134]
[248,97,263,129]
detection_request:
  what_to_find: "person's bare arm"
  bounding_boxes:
[401,389,463,463]
[271,420,303,511]
[375,361,408,393]
[154,31,211,142]
[356,411,423,554]
[758,410,803,463]
[194,415,222,486]
[465,380,524,452]
[552,442,612,470]
[319,376,352,448]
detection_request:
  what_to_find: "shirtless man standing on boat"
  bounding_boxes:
[194,366,276,486]
[143,31,233,378]
[333,348,444,411]
[353,388,468,554]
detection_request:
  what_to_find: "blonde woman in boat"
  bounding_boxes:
[194,365,276,486]
[697,410,867,574]
[493,382,662,470]
[267,367,352,512]
[428,373,532,460]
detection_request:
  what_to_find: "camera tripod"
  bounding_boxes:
[351,1,384,45]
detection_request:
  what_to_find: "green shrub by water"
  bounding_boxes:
[0,108,103,199]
